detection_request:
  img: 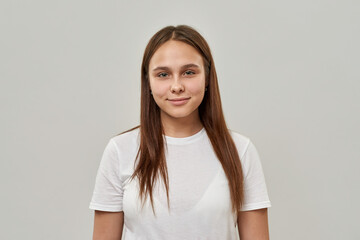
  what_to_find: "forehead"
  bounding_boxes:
[149,40,203,69]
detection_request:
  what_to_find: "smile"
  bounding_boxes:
[168,97,191,106]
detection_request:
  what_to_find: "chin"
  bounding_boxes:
[163,107,198,119]
[168,113,191,119]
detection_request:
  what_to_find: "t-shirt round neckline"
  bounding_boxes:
[164,127,206,145]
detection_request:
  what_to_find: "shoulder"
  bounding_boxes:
[97,127,141,173]
[106,127,140,165]
[228,129,252,159]
[110,127,140,149]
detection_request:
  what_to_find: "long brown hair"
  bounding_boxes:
[119,25,244,217]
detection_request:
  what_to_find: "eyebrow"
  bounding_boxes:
[151,63,200,72]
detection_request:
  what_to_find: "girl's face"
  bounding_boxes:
[148,40,206,122]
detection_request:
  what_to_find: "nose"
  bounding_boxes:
[170,75,184,93]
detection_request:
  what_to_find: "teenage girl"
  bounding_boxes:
[90,25,271,240]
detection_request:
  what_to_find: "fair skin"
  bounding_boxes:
[92,210,124,240]
[92,39,270,239]
[148,40,205,137]
[238,208,270,240]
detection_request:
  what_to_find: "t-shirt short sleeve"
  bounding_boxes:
[240,139,272,211]
[89,139,124,212]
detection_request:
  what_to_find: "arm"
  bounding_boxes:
[92,210,124,240]
[237,208,270,240]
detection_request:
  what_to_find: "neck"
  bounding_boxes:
[160,110,203,138]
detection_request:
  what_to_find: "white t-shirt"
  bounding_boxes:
[89,127,271,240]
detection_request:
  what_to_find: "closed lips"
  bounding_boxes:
[168,97,190,101]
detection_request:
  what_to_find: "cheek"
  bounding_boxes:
[188,81,205,95]
[150,81,169,98]
[153,85,169,97]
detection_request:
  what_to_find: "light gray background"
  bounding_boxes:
[1,0,359,239]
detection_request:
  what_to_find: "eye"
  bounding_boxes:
[157,72,168,78]
[184,70,195,76]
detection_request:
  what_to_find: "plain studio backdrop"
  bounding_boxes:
[1,0,359,239]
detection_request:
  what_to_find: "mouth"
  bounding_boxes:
[168,97,191,101]
[167,97,191,106]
